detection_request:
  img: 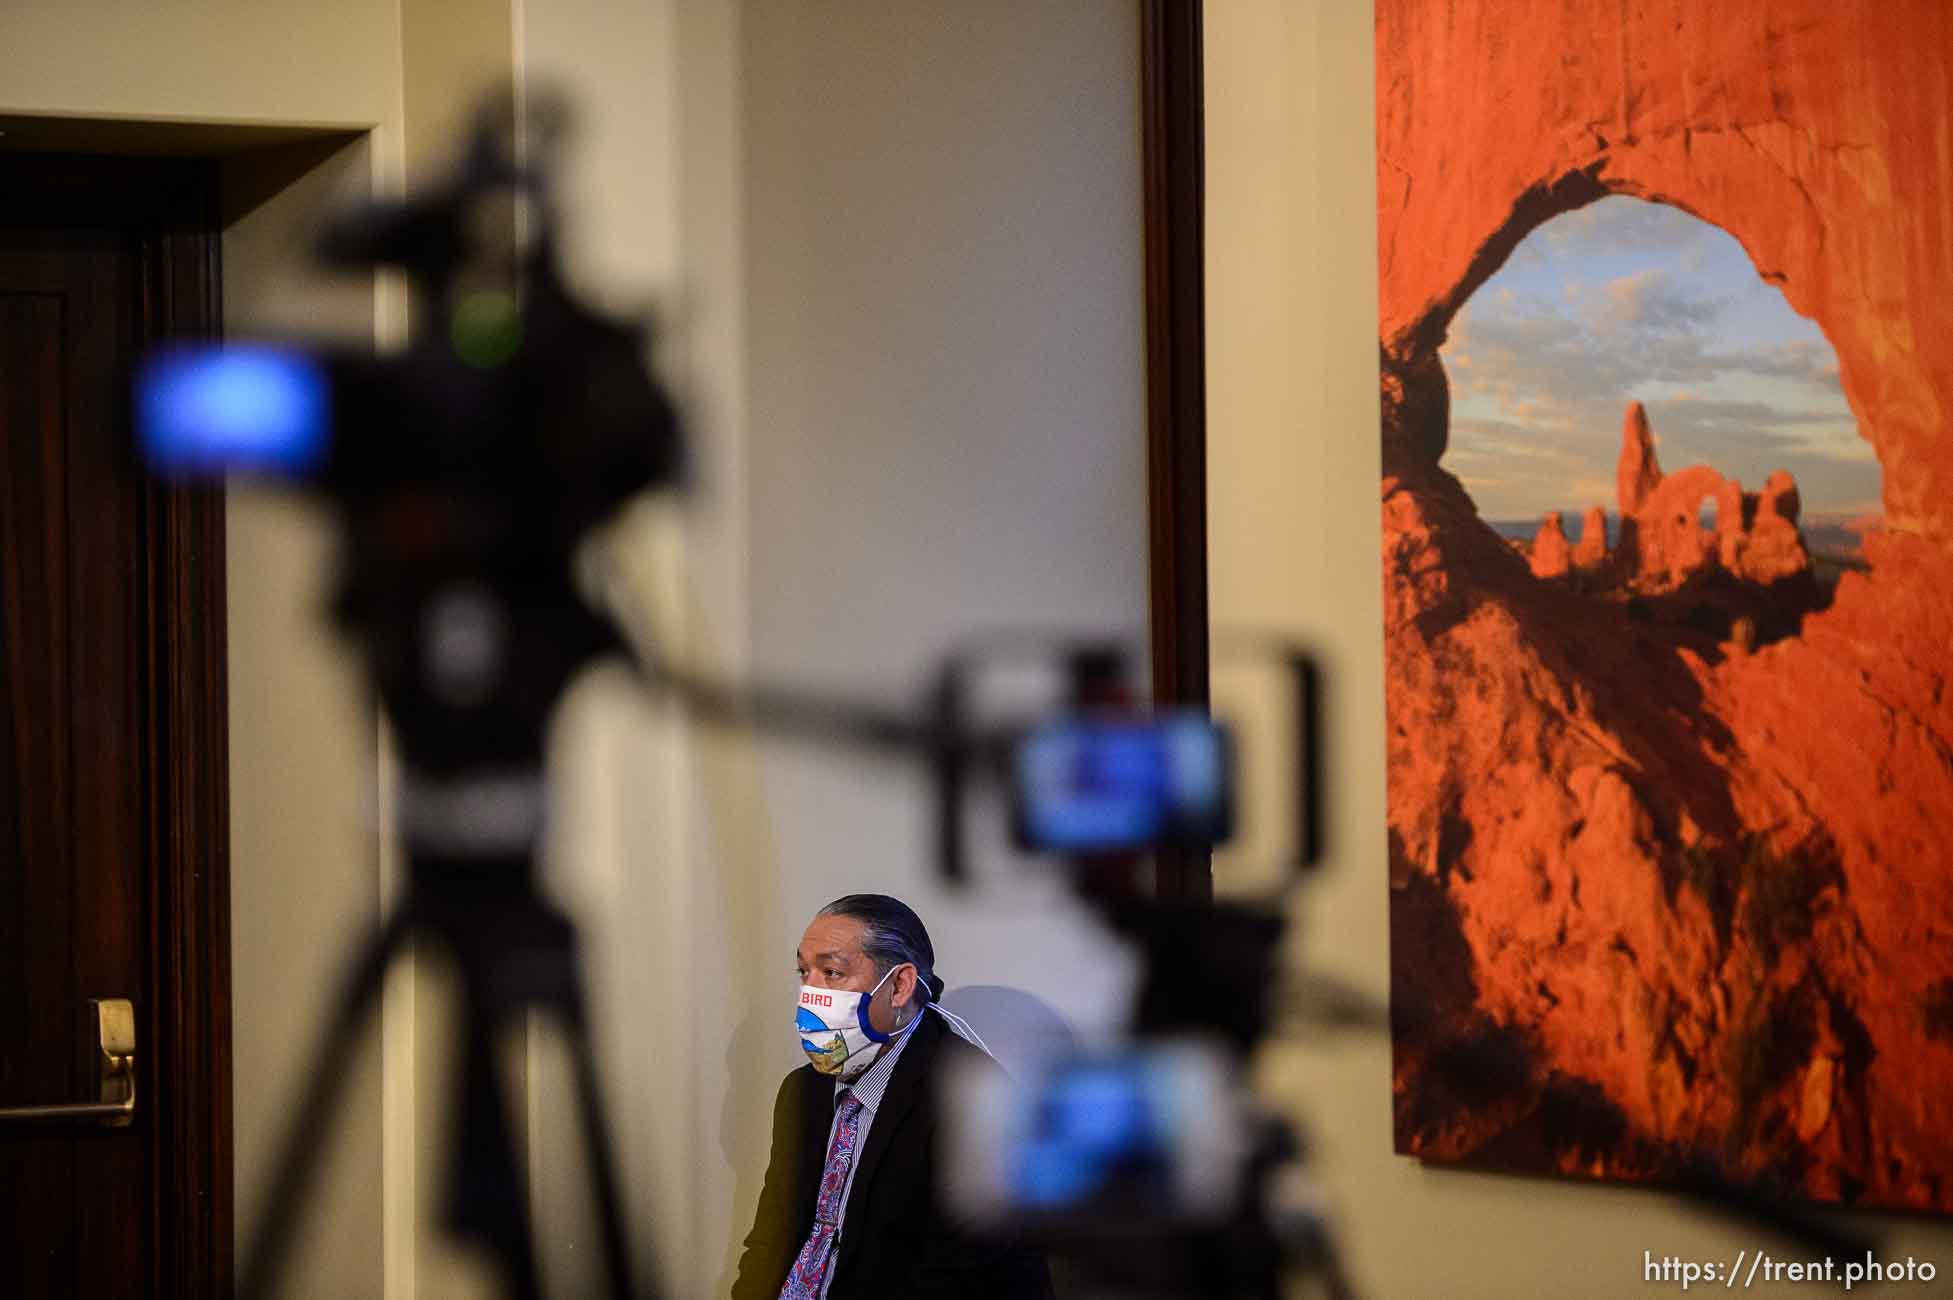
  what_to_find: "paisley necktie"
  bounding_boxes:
[779,1089,864,1299]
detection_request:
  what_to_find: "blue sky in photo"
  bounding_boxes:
[1438,196,1880,525]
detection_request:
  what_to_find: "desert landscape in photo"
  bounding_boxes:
[1379,0,1953,1211]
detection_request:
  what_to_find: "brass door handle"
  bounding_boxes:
[0,998,136,1127]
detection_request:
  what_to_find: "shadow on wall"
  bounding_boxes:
[939,984,1079,1078]
[715,1007,793,1296]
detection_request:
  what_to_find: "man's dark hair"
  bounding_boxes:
[818,893,945,1004]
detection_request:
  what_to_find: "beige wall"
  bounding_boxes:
[0,1,398,130]
[1205,3,1953,1296]
[223,138,392,1300]
[514,8,695,1295]
[0,4,531,1295]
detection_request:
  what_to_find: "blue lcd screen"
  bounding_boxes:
[137,345,330,476]
[1010,1060,1170,1209]
[1013,712,1230,854]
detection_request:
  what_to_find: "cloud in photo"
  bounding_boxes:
[1437,197,1875,522]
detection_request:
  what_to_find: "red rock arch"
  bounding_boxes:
[1634,465,1727,585]
[1378,0,1953,1212]
[1378,0,1952,541]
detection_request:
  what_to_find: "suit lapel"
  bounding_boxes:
[792,1066,835,1241]
[832,1011,945,1279]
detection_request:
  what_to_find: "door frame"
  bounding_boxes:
[2,151,233,1296]
[1141,0,1211,900]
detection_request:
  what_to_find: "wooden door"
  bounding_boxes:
[0,153,232,1298]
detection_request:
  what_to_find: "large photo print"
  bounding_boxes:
[1380,0,1953,1210]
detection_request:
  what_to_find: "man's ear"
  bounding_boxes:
[889,963,918,1009]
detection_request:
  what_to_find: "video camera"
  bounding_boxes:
[133,90,1338,1300]
[141,96,680,789]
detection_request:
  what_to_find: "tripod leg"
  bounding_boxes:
[562,1014,654,1300]
[443,1005,547,1299]
[238,913,412,1300]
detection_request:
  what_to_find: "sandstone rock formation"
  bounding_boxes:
[1631,465,1730,588]
[1378,0,1953,542]
[1379,0,1953,1213]
[1740,471,1811,586]
[1546,404,1815,593]
[1713,481,1746,571]
[1572,506,1608,573]
[1617,402,1661,517]
[1529,512,1572,579]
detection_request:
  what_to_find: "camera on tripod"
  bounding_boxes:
[132,90,1332,1300]
[917,639,1330,1299]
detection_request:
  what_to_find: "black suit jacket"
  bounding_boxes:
[731,1011,1054,1299]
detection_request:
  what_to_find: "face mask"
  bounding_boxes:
[795,965,903,1081]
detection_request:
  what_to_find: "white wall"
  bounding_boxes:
[1205,3,1953,1297]
[518,2,1149,1295]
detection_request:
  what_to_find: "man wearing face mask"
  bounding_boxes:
[731,894,1054,1299]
